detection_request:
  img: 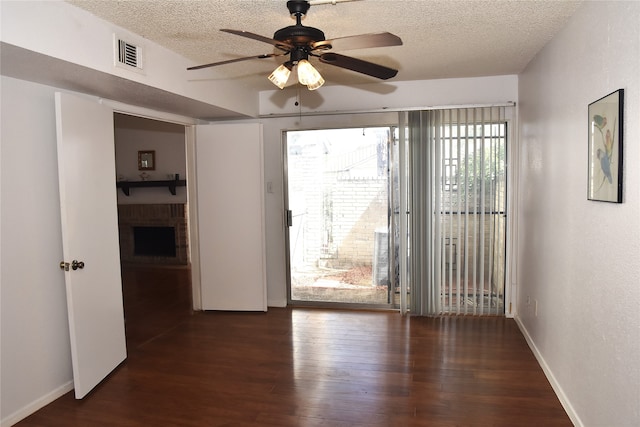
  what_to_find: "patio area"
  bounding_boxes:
[291,265,392,305]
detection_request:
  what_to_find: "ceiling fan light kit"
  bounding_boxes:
[188,0,402,91]
[268,63,293,89]
[297,60,325,90]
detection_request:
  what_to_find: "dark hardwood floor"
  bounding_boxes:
[119,263,193,351]
[16,266,571,426]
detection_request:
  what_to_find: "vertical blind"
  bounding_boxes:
[408,107,508,316]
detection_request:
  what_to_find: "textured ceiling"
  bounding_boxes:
[67,0,583,91]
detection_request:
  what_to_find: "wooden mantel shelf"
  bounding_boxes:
[116,179,186,196]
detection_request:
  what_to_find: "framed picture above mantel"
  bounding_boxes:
[138,150,155,171]
[587,89,624,203]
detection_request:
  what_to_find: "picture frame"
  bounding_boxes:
[138,150,155,171]
[587,89,624,203]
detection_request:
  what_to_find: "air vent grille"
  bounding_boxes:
[117,39,142,69]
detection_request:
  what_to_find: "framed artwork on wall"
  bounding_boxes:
[138,150,155,171]
[587,89,624,203]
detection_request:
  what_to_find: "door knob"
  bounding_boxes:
[60,260,85,271]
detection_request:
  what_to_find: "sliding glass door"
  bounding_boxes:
[285,127,398,307]
[283,107,511,314]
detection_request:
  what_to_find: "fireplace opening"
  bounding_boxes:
[133,226,176,257]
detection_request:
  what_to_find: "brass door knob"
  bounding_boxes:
[60,260,85,271]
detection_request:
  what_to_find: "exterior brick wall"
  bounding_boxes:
[325,177,388,268]
[290,141,389,271]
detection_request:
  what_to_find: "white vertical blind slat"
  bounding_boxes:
[399,114,409,315]
[446,110,453,313]
[489,107,500,315]
[479,109,485,313]
[432,111,442,315]
[463,109,471,315]
[455,113,463,315]
[487,108,497,313]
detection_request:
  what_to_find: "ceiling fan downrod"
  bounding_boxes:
[287,1,311,20]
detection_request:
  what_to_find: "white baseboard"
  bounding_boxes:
[267,298,287,308]
[514,316,583,427]
[1,381,73,427]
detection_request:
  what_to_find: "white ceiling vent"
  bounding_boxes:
[114,36,144,73]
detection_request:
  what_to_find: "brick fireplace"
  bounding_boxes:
[118,204,189,265]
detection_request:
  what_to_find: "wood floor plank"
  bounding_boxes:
[15,266,571,426]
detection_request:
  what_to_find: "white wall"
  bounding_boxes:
[517,2,640,426]
[0,76,74,425]
[114,115,187,204]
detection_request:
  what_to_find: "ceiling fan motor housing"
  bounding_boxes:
[276,0,331,52]
[274,25,326,47]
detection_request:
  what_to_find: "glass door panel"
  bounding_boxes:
[285,127,396,307]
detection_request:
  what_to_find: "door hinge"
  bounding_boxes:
[286,210,293,227]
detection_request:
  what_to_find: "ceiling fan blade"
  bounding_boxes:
[187,53,284,71]
[319,53,398,80]
[312,32,402,52]
[220,29,293,51]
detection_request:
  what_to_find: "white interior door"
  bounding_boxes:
[55,92,127,398]
[196,123,267,311]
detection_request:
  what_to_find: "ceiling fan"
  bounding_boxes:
[187,0,403,90]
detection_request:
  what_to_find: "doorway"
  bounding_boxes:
[285,126,398,308]
[113,113,193,349]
